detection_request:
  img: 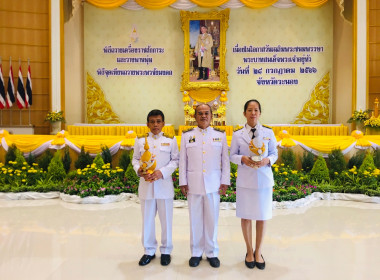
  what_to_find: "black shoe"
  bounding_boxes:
[189,256,202,267]
[160,254,171,266]
[245,253,255,269]
[254,251,265,270]
[138,254,155,266]
[207,257,220,268]
[197,67,204,80]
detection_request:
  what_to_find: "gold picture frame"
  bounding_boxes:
[180,9,229,91]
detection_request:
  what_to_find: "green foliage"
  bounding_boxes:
[119,150,131,171]
[13,149,27,169]
[62,147,72,173]
[301,150,315,172]
[125,164,140,188]
[47,151,66,182]
[38,150,53,171]
[372,148,380,169]
[309,155,330,182]
[5,144,18,165]
[347,151,366,169]
[359,152,376,174]
[26,152,36,166]
[75,146,93,169]
[327,149,346,179]
[93,153,105,169]
[101,145,112,168]
[280,148,297,170]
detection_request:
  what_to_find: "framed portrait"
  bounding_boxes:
[180,9,229,91]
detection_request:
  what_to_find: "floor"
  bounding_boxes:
[0,198,379,280]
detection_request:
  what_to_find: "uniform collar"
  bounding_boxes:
[197,126,210,133]
[245,122,261,133]
[149,131,163,139]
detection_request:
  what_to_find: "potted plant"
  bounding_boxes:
[45,111,65,134]
[364,116,380,135]
[347,109,371,132]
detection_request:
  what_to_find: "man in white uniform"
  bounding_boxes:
[179,104,230,268]
[132,110,179,266]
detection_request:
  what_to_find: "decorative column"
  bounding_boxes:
[51,0,61,113]
[355,0,367,110]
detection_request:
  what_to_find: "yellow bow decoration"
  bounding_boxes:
[120,131,137,148]
[351,130,372,147]
[278,130,296,147]
[0,129,10,139]
[51,130,69,146]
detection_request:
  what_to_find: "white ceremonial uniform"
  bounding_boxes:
[132,132,179,255]
[179,127,230,258]
[230,122,278,220]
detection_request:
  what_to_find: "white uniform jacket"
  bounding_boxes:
[132,132,179,200]
[230,123,278,190]
[179,127,230,194]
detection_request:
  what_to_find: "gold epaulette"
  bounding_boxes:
[137,133,149,139]
[182,127,194,133]
[262,125,273,130]
[163,132,174,139]
[213,127,225,133]
[234,125,244,132]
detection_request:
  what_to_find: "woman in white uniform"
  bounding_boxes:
[230,99,278,270]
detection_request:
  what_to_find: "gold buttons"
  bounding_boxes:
[203,160,205,163]
[203,169,206,172]
[203,141,205,144]
[203,151,206,154]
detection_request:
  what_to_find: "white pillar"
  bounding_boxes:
[51,0,61,112]
[356,0,367,110]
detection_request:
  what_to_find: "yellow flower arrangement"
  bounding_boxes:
[347,109,371,123]
[45,111,65,123]
[216,105,226,116]
[364,116,380,128]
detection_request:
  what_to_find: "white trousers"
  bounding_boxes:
[140,198,173,255]
[187,192,220,258]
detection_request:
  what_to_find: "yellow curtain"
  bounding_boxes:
[189,0,230,8]
[135,0,177,9]
[239,0,278,8]
[292,0,329,8]
[86,0,128,9]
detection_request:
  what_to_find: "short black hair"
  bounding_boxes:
[147,109,165,122]
[195,104,212,115]
[244,99,261,113]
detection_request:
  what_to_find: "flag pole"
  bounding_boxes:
[19,58,21,126]
[28,59,31,126]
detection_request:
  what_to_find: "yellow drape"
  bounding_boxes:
[239,0,278,8]
[292,0,329,8]
[86,0,128,8]
[4,135,56,152]
[291,136,355,154]
[135,0,177,9]
[189,0,230,8]
[2,134,380,155]
[86,0,329,9]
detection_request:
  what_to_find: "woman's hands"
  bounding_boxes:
[241,156,270,168]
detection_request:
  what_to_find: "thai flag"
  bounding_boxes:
[0,64,6,109]
[16,65,26,109]
[6,63,15,108]
[26,65,32,107]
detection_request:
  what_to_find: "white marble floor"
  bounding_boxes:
[0,198,379,280]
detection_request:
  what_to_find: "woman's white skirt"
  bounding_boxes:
[236,187,273,221]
